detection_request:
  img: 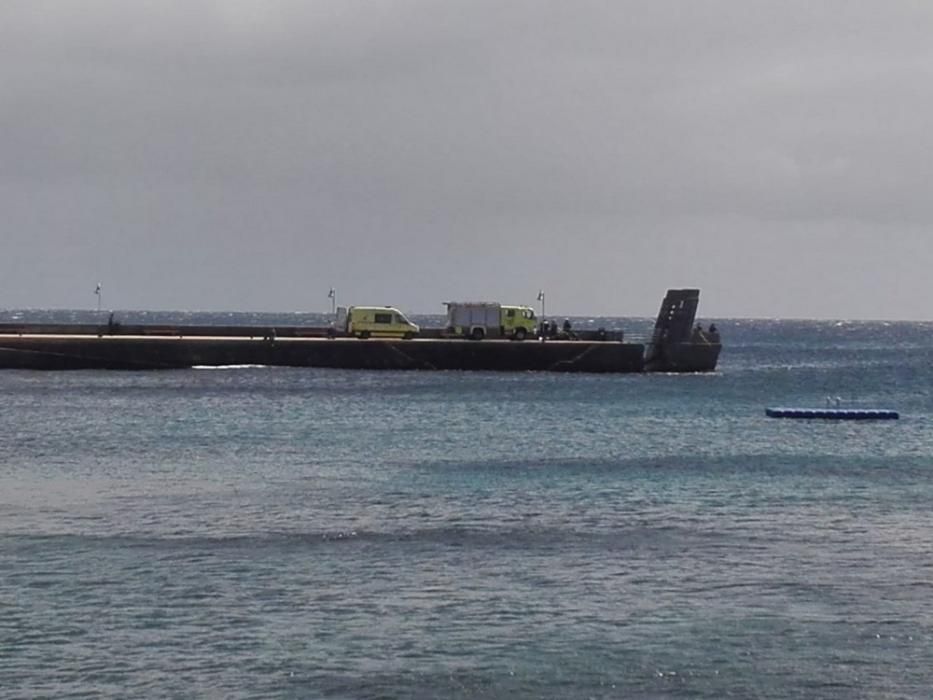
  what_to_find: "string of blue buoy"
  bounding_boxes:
[765,407,899,420]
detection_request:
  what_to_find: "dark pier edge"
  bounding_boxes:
[0,289,720,373]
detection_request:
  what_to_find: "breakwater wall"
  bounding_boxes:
[0,335,648,373]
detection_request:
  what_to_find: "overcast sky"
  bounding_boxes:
[2,1,932,319]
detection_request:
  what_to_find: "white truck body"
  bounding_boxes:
[445,302,504,340]
[447,303,500,329]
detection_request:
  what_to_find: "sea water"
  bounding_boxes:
[1,315,932,699]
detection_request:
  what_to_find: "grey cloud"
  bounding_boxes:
[2,1,932,317]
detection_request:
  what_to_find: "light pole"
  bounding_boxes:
[537,289,545,320]
[328,287,336,317]
[95,283,102,312]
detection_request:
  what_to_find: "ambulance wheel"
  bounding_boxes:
[360,331,371,339]
[514,328,527,341]
[403,332,414,340]
[470,327,485,341]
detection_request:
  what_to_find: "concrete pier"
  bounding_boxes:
[0,289,721,373]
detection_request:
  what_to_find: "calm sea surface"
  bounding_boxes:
[2,313,932,699]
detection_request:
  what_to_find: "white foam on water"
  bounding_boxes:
[191,364,270,370]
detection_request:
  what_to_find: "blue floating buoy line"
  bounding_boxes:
[765,407,899,420]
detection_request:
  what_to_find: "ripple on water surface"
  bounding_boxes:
[2,320,933,698]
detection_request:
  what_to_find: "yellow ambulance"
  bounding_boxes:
[344,306,419,339]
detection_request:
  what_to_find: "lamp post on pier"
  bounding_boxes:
[95,283,102,312]
[537,289,545,320]
[328,287,336,318]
